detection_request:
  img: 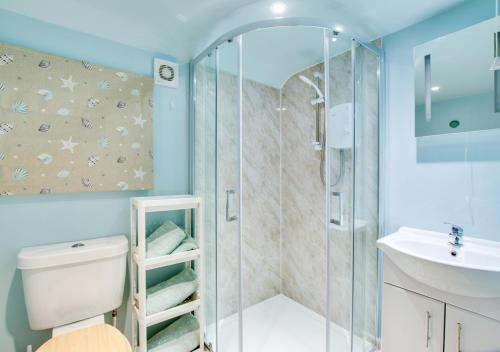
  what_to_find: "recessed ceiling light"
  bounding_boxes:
[271,2,287,14]
[431,86,441,91]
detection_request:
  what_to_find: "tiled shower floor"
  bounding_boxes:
[216,294,358,352]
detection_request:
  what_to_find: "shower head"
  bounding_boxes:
[298,75,324,104]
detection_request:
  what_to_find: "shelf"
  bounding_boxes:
[131,195,202,213]
[133,296,202,328]
[133,249,201,270]
[130,195,204,352]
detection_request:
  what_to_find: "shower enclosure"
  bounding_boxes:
[191,24,382,352]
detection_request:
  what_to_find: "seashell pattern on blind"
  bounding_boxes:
[11,100,29,113]
[81,118,93,129]
[81,61,94,70]
[37,89,54,101]
[12,168,28,181]
[38,123,51,133]
[0,54,14,65]
[37,154,53,165]
[38,59,51,69]
[0,43,153,196]
[0,122,14,135]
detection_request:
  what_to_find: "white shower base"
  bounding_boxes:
[216,294,369,352]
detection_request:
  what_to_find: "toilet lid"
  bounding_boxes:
[37,324,132,352]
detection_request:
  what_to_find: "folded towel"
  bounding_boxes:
[147,220,187,258]
[148,314,200,352]
[147,268,198,315]
[172,237,198,254]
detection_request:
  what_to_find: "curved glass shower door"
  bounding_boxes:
[193,25,382,352]
[325,34,382,352]
[193,50,218,350]
[215,37,243,352]
[351,41,381,352]
[194,36,243,352]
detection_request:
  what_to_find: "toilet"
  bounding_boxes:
[17,235,131,352]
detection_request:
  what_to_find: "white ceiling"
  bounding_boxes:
[217,26,352,88]
[0,0,470,63]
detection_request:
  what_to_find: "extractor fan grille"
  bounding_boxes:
[154,58,178,88]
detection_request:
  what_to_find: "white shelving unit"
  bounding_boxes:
[130,195,204,352]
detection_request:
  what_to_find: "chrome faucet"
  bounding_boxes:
[445,222,464,247]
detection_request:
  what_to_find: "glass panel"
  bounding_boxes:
[326,30,355,352]
[194,51,217,350]
[216,37,242,352]
[351,43,380,352]
[239,25,327,352]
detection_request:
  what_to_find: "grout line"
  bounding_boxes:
[279,87,283,294]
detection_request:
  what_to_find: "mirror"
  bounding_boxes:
[414,18,500,137]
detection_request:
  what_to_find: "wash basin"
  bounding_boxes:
[377,227,500,298]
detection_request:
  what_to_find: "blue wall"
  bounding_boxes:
[0,10,189,351]
[383,0,500,240]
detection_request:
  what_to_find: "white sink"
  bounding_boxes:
[377,227,500,298]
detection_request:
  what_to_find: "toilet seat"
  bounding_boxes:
[37,323,132,352]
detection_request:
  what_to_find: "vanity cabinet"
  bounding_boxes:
[444,305,500,352]
[382,284,444,352]
[382,283,500,352]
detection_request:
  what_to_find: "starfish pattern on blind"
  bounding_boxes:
[60,136,79,153]
[60,75,79,92]
[133,167,146,181]
[132,114,146,128]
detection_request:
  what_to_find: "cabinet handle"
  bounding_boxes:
[426,311,432,348]
[457,323,462,352]
[225,189,238,222]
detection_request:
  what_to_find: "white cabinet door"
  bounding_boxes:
[445,305,500,352]
[381,284,445,352]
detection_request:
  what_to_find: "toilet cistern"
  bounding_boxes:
[17,235,128,331]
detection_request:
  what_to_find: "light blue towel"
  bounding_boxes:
[147,268,198,315]
[146,220,187,258]
[147,314,200,352]
[172,237,198,254]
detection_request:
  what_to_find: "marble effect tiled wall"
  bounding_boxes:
[280,63,329,317]
[241,79,281,308]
